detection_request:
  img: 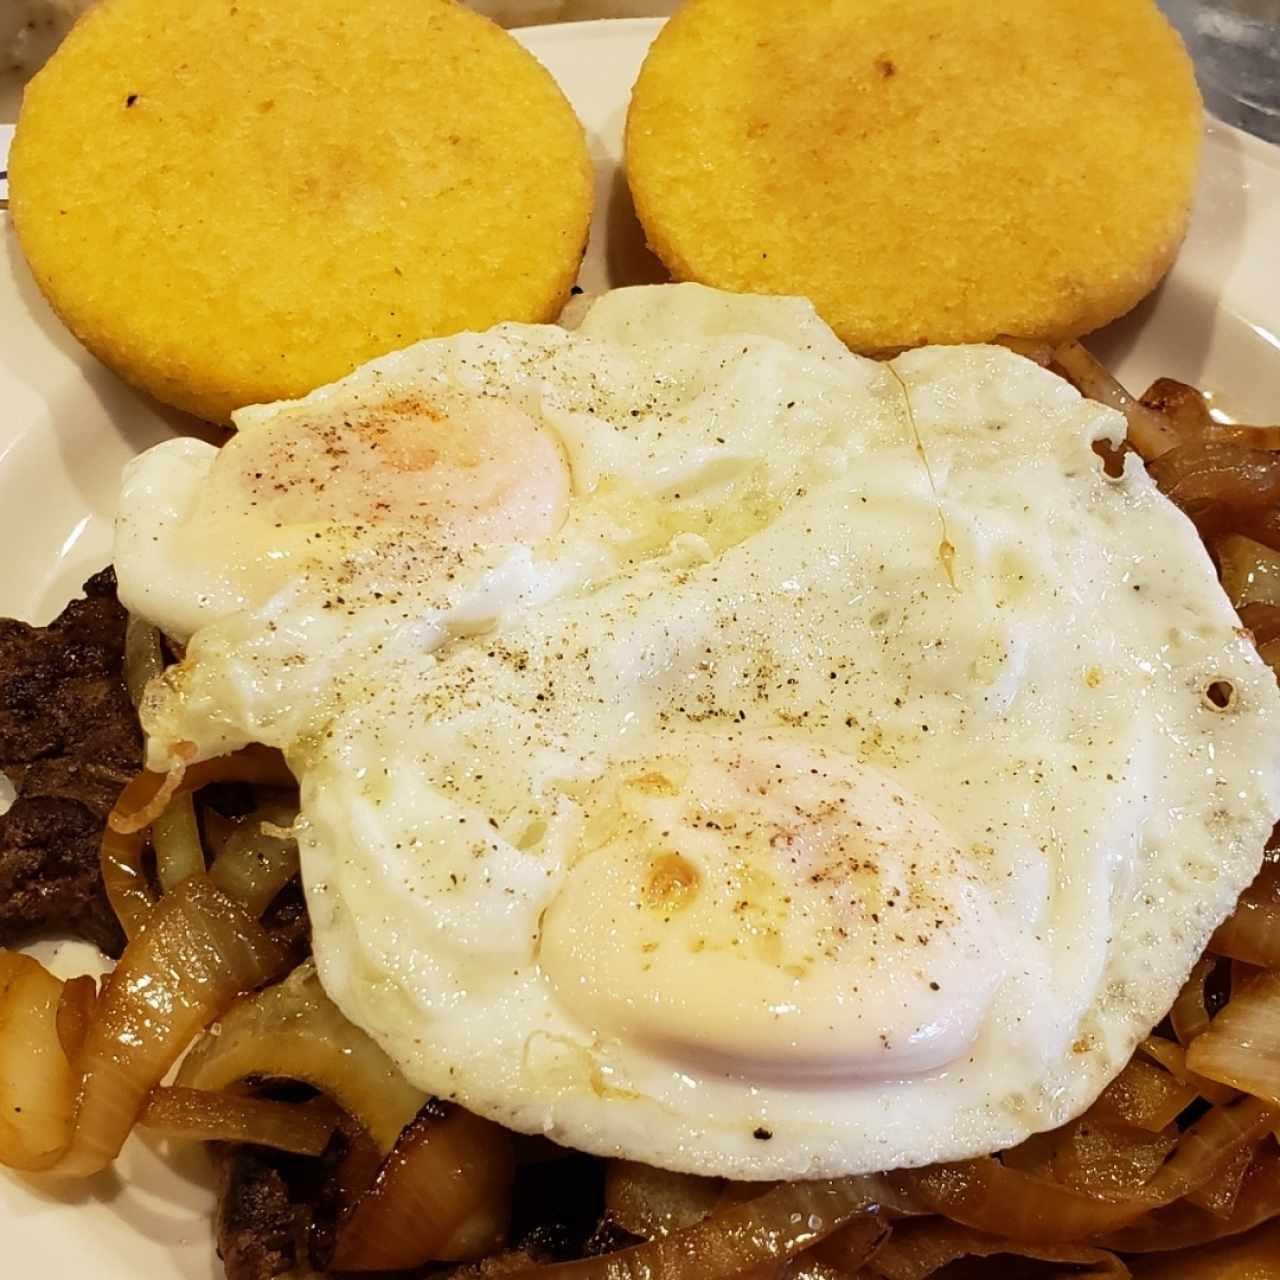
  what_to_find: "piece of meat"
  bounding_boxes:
[0,568,141,955]
[213,1146,299,1280]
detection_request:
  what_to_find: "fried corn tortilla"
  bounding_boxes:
[10,0,593,423]
[626,0,1202,352]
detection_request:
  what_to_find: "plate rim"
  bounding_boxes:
[2,12,1280,1275]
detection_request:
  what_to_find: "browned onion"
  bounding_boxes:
[61,876,286,1177]
[1140,377,1217,436]
[1049,1120,1176,1197]
[0,877,285,1178]
[177,962,425,1155]
[1146,441,1280,543]
[893,1093,1276,1244]
[330,1104,515,1270]
[1088,1057,1198,1132]
[806,1213,891,1272]
[1052,342,1181,460]
[1099,1144,1280,1253]
[890,1158,1146,1244]
[208,799,300,916]
[102,747,296,940]
[1182,1140,1253,1218]
[857,1217,1127,1280]
[605,1161,724,1238]
[1185,971,1280,1107]
[993,336,1054,367]
[502,1178,893,1280]
[1170,955,1219,1046]
[1123,1218,1280,1278]
[0,952,79,1171]
[1209,841,1280,970]
[1211,900,1280,970]
[1138,1036,1237,1107]
[1237,602,1280,648]
[54,974,98,1067]
[138,1086,337,1157]
[152,792,205,892]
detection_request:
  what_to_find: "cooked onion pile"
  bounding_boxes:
[2,353,1280,1277]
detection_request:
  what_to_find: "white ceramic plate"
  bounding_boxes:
[1,15,1279,1278]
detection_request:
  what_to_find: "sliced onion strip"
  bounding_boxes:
[1098,1144,1280,1253]
[1088,1057,1198,1132]
[859,1217,1127,1280]
[153,791,205,892]
[1138,1036,1236,1107]
[893,1094,1275,1244]
[123,615,165,709]
[503,1178,894,1280]
[138,1086,336,1157]
[54,974,98,1068]
[1052,341,1180,460]
[177,962,424,1155]
[1185,971,1280,1107]
[209,800,300,916]
[605,1161,723,1239]
[1171,955,1218,1046]
[0,952,79,1171]
[57,876,286,1177]
[1210,849,1280,969]
[330,1105,515,1270]
[102,747,296,940]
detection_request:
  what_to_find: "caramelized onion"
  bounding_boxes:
[54,974,98,1067]
[138,1086,336,1156]
[330,1104,515,1270]
[858,1218,1126,1280]
[1052,342,1180,460]
[894,1094,1275,1244]
[1099,1144,1280,1253]
[0,877,284,1178]
[1138,1036,1236,1107]
[890,1159,1145,1244]
[178,961,424,1155]
[1147,441,1280,542]
[1124,1218,1280,1277]
[1205,423,1280,450]
[605,1161,724,1239]
[1049,1120,1175,1196]
[1210,843,1280,969]
[503,1178,892,1279]
[1140,377,1216,436]
[1237,503,1280,555]
[1170,955,1219,1046]
[1089,1057,1198,1132]
[993,336,1054,367]
[1182,1141,1254,1218]
[1185,971,1280,1107]
[1211,901,1280,970]
[1237,601,1280,649]
[123,615,164,709]
[209,800,300,916]
[807,1213,891,1272]
[153,792,205,892]
[102,747,295,939]
[1216,535,1280,609]
[0,952,79,1170]
[58,876,285,1177]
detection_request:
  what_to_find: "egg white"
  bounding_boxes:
[115,284,1280,1178]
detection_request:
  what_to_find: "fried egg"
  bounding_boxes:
[114,284,1280,1179]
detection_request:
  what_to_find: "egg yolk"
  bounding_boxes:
[221,389,571,548]
[159,390,572,630]
[540,737,1005,1082]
